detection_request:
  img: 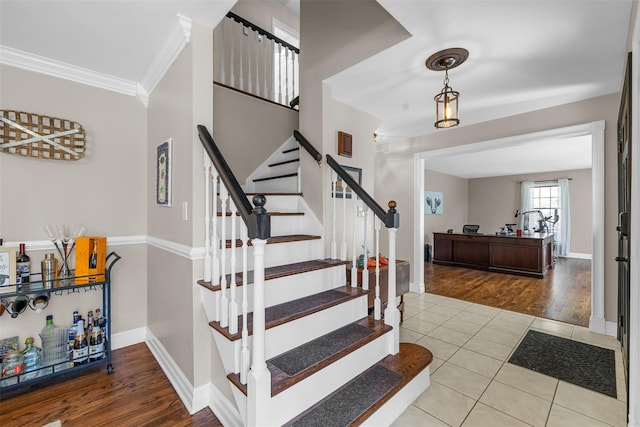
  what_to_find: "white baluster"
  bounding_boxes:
[240,223,250,385]
[374,217,381,320]
[341,186,347,260]
[263,38,268,99]
[351,199,358,287]
[331,171,337,259]
[228,199,239,335]
[385,225,399,355]
[292,51,297,103]
[203,155,212,283]
[278,44,282,104]
[219,185,229,328]
[284,48,290,105]
[255,33,260,97]
[271,38,276,102]
[211,170,220,322]
[362,205,369,291]
[239,25,244,91]
[247,28,252,94]
[220,19,225,85]
[230,20,235,87]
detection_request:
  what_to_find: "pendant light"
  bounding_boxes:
[426,48,469,129]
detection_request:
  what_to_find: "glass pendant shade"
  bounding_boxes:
[434,80,459,129]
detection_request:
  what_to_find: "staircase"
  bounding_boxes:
[197,126,432,426]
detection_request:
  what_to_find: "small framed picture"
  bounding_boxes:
[333,165,362,199]
[424,190,444,215]
[0,247,17,289]
[156,139,172,206]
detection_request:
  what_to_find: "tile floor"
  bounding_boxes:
[391,292,628,427]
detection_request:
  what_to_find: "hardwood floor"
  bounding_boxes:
[0,343,223,427]
[425,257,591,326]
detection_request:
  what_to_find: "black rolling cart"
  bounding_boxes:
[0,252,121,397]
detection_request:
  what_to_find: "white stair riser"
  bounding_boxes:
[204,266,348,323]
[230,332,393,427]
[217,214,308,238]
[252,176,298,194]
[210,294,368,373]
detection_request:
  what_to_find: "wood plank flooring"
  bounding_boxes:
[0,343,223,427]
[424,257,591,326]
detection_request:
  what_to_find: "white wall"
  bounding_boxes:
[423,170,469,246]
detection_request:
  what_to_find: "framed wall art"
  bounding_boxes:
[0,247,17,291]
[424,190,443,215]
[156,139,172,206]
[334,165,362,199]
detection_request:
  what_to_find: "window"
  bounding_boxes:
[529,184,560,229]
[522,179,570,256]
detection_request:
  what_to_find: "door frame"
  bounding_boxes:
[413,121,606,332]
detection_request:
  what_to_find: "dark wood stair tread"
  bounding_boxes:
[223,234,321,249]
[227,316,392,396]
[215,211,304,217]
[198,258,350,291]
[253,172,298,182]
[282,147,300,154]
[284,343,433,426]
[209,286,367,341]
[269,158,299,167]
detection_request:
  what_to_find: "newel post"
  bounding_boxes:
[384,200,400,354]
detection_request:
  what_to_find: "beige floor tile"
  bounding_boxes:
[437,298,471,309]
[494,363,558,401]
[405,298,437,311]
[430,356,446,374]
[441,317,485,335]
[429,303,466,317]
[463,303,501,318]
[479,381,551,427]
[448,348,504,379]
[571,327,621,351]
[400,326,424,343]
[615,351,627,402]
[546,403,613,427]
[475,326,522,348]
[461,402,531,427]
[554,381,627,427]
[530,318,575,338]
[454,310,494,326]
[464,336,513,361]
[495,310,535,326]
[403,291,420,300]
[431,362,491,400]
[485,317,530,337]
[413,381,476,427]
[422,293,447,304]
[390,404,450,427]
[428,325,473,347]
[414,310,453,325]
[402,317,440,335]
[401,304,422,320]
[416,336,460,361]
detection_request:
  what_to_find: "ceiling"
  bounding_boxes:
[0,0,632,178]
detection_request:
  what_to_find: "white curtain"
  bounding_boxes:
[520,181,533,231]
[557,178,571,256]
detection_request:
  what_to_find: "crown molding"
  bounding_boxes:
[138,14,192,106]
[0,45,139,96]
[0,14,192,107]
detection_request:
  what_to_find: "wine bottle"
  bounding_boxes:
[72,320,88,366]
[89,239,98,269]
[16,243,30,284]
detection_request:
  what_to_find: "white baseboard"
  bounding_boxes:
[565,252,592,260]
[111,327,147,350]
[605,321,618,337]
[209,383,243,427]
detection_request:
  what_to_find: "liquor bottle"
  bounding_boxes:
[16,243,30,284]
[72,319,88,366]
[86,310,94,336]
[89,239,98,269]
[21,337,42,380]
[89,326,104,361]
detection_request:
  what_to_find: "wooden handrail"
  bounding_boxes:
[226,12,299,54]
[197,125,270,239]
[326,154,399,229]
[293,130,322,165]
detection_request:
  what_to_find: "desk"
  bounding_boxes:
[346,260,410,321]
[433,232,554,278]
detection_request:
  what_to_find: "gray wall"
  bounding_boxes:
[423,170,469,246]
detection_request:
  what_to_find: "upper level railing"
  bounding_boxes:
[214,12,299,109]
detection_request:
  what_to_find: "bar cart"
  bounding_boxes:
[0,252,120,397]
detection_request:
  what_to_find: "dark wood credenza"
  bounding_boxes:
[433,232,554,278]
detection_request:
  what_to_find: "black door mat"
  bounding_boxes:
[508,330,616,397]
[268,323,375,377]
[285,364,403,426]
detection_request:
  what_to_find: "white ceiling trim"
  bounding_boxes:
[138,14,192,107]
[0,14,192,108]
[0,44,139,96]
